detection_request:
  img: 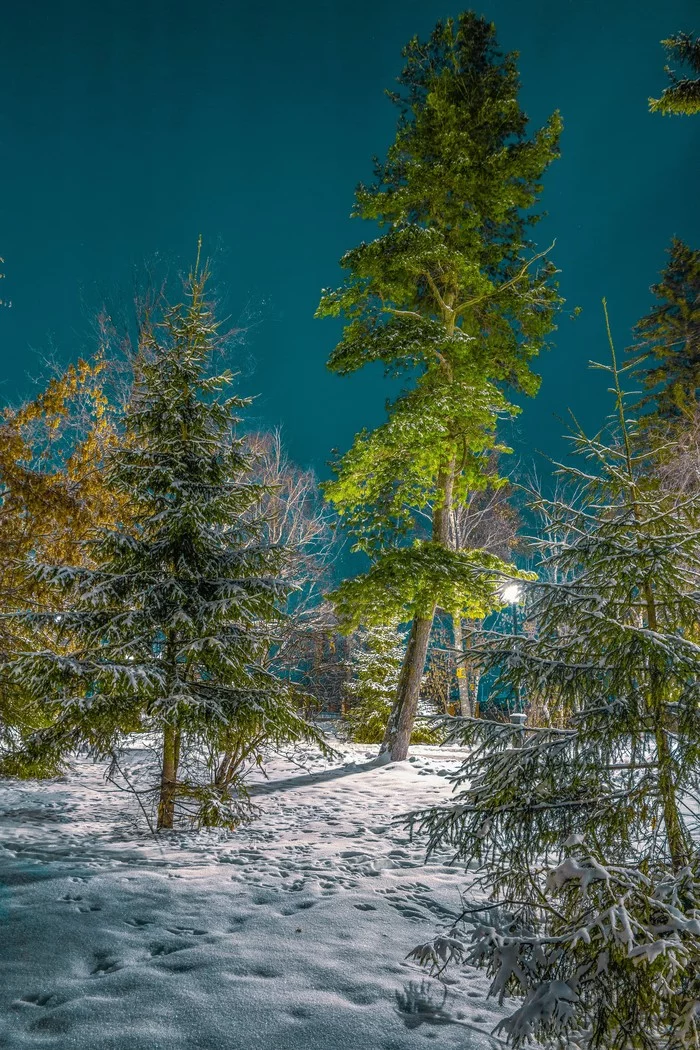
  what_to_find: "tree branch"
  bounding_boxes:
[455,242,556,316]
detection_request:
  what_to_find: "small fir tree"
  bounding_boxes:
[341,625,405,744]
[409,312,700,1048]
[4,248,324,828]
[342,625,442,745]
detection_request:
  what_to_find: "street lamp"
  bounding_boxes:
[501,583,521,634]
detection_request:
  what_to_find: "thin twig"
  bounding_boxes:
[108,750,162,845]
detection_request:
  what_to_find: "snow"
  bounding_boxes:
[0,738,506,1049]
[545,855,609,893]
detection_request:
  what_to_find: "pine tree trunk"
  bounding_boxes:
[157,725,179,831]
[380,615,435,760]
[644,582,688,870]
[380,460,455,761]
[655,716,687,871]
[612,355,689,871]
[452,614,472,717]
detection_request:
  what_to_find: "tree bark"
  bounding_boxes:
[452,614,472,717]
[157,629,181,831]
[644,581,688,871]
[381,460,455,761]
[380,614,435,760]
[157,724,179,831]
[654,714,687,871]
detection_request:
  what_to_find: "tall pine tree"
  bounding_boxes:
[5,248,323,828]
[317,12,561,760]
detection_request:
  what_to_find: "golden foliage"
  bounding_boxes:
[0,352,126,581]
[0,351,131,746]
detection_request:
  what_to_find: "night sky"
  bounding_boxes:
[1,0,698,480]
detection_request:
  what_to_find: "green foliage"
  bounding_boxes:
[318,9,561,604]
[323,362,513,552]
[342,625,403,743]
[331,542,532,629]
[628,238,700,427]
[649,33,700,116]
[412,858,700,1049]
[319,14,561,756]
[317,13,563,391]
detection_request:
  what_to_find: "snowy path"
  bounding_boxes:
[0,742,504,1050]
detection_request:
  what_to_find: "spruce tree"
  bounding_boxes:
[628,238,700,429]
[317,11,561,761]
[409,317,700,1048]
[5,249,323,828]
[649,33,700,116]
[341,625,405,744]
[341,624,443,745]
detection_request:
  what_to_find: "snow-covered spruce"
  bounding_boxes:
[340,624,442,745]
[341,625,406,744]
[407,343,700,1048]
[2,248,327,829]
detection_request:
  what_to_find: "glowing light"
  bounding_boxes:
[501,584,522,605]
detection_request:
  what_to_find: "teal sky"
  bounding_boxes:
[1,0,698,479]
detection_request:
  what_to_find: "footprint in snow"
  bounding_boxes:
[59,893,101,912]
[90,953,122,975]
[280,899,316,915]
[149,941,189,957]
[377,882,457,924]
[14,991,66,1009]
[249,964,282,978]
[287,1005,314,1019]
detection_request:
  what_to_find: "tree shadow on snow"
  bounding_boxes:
[248,753,391,796]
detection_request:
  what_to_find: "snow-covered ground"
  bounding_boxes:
[0,738,505,1050]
